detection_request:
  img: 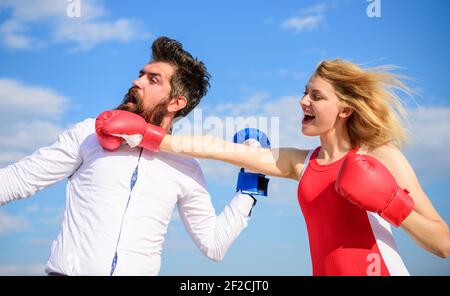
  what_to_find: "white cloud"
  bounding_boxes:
[0,79,68,120]
[300,3,327,15]
[281,2,328,33]
[0,263,46,275]
[199,159,236,183]
[23,238,52,247]
[1,120,62,149]
[0,20,33,49]
[1,0,76,21]
[281,15,324,33]
[0,210,30,235]
[304,48,328,58]
[24,204,39,213]
[0,78,65,166]
[37,208,64,226]
[267,178,299,204]
[54,18,149,51]
[214,92,269,116]
[0,0,150,51]
[249,69,307,82]
[404,106,450,181]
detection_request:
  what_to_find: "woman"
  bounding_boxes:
[98,59,450,275]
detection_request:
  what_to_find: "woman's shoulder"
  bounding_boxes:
[364,143,404,162]
[281,147,317,180]
[284,148,315,161]
[364,143,413,181]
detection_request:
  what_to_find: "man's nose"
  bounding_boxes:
[133,79,142,89]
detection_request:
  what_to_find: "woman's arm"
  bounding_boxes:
[96,110,309,179]
[369,144,450,258]
[160,134,308,180]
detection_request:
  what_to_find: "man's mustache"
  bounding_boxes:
[125,86,140,103]
[116,86,169,126]
[116,86,143,113]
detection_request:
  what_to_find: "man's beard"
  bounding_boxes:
[116,87,170,126]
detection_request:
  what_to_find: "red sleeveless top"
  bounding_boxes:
[297,147,409,276]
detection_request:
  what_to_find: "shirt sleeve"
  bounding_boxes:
[0,121,86,205]
[177,165,256,261]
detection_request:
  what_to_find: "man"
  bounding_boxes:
[0,37,256,276]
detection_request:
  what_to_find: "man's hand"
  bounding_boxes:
[335,152,415,227]
[95,110,167,152]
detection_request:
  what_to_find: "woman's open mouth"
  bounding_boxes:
[302,111,316,124]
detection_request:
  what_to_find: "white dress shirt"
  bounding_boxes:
[0,118,255,276]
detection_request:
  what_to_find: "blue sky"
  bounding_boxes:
[0,0,449,275]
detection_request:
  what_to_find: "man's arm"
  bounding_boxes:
[0,121,85,205]
[177,166,255,261]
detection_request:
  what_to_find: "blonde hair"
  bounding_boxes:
[314,59,411,150]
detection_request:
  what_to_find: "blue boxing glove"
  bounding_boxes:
[235,168,269,196]
[233,128,271,209]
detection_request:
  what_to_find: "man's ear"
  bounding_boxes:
[167,96,188,113]
[339,106,354,118]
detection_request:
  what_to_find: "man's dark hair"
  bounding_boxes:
[151,36,211,118]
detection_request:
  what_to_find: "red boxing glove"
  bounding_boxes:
[96,110,124,151]
[335,152,414,227]
[95,110,167,152]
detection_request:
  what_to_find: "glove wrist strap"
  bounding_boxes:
[236,168,269,196]
[140,124,167,152]
[380,188,415,227]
